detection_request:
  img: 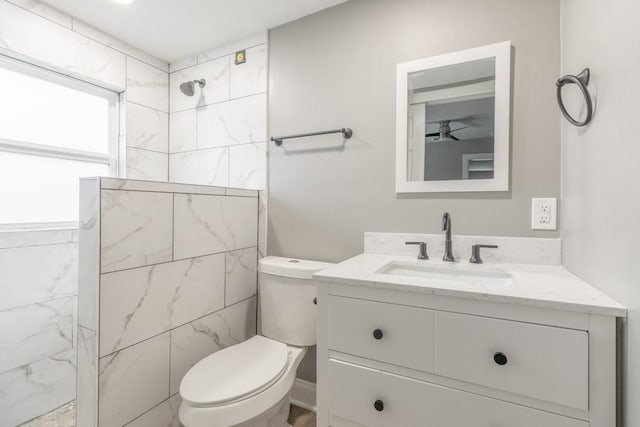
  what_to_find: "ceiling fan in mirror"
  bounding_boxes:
[425,120,468,141]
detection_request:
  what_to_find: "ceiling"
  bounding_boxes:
[40,0,348,63]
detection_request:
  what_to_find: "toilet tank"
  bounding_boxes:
[258,257,333,346]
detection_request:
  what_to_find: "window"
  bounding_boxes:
[0,55,119,228]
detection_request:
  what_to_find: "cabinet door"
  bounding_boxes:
[328,296,435,372]
[328,359,588,427]
[435,312,589,410]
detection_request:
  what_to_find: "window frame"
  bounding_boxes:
[0,54,121,230]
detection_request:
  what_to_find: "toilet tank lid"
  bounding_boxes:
[259,256,334,279]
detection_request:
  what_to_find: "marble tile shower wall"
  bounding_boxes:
[77,178,258,426]
[168,35,267,190]
[124,58,169,182]
[0,2,170,425]
[0,0,171,183]
[0,229,78,427]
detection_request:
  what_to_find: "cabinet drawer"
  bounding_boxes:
[435,312,589,410]
[328,296,435,372]
[328,359,587,427]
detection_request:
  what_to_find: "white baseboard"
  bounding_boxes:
[290,378,316,412]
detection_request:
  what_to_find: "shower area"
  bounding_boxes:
[0,228,79,426]
[0,2,267,425]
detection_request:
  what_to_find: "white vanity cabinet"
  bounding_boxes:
[316,282,619,427]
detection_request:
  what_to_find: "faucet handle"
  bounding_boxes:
[406,241,429,260]
[470,244,498,264]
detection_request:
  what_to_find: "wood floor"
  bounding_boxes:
[21,401,316,427]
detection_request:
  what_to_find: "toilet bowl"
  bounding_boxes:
[179,257,333,427]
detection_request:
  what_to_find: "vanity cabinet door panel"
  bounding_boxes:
[435,312,589,411]
[328,359,587,427]
[328,296,435,372]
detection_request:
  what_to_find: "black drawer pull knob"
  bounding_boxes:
[313,297,317,305]
[374,399,384,412]
[494,352,508,366]
[373,329,384,340]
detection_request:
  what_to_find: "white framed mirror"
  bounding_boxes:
[395,41,511,193]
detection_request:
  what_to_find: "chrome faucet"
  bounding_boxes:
[441,213,455,262]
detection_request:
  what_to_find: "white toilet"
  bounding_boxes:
[179,256,333,427]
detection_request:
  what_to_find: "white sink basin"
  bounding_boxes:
[376,261,516,287]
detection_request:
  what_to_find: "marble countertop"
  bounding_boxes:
[314,254,626,317]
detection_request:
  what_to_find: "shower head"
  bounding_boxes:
[179,79,206,96]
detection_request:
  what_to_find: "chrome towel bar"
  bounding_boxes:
[556,68,593,127]
[270,128,353,146]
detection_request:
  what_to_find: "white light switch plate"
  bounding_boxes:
[531,198,557,230]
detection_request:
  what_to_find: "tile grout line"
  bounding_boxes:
[172,140,268,152]
[97,178,102,427]
[168,191,174,405]
[3,1,169,74]
[166,62,171,180]
[169,91,266,115]
[126,99,170,115]
[0,346,76,378]
[97,295,257,359]
[169,42,265,73]
[99,187,257,198]
[121,392,180,426]
[171,193,175,262]
[255,202,260,335]
[224,251,228,308]
[101,245,258,275]
[0,294,77,319]
[0,239,78,251]
[228,54,232,100]
[126,146,170,155]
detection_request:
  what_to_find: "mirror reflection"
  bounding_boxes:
[407,58,496,182]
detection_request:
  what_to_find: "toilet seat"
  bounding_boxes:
[179,340,307,427]
[180,335,288,407]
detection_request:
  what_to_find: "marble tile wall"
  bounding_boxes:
[0,349,76,427]
[125,56,170,182]
[0,228,79,426]
[168,36,267,190]
[0,2,169,424]
[78,178,259,426]
[258,190,268,259]
[0,0,170,183]
[0,0,125,89]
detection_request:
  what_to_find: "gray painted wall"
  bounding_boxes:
[424,138,494,181]
[268,0,561,265]
[268,0,560,383]
[561,1,640,425]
